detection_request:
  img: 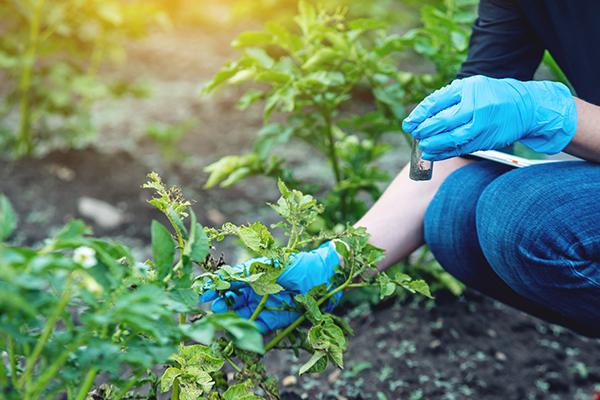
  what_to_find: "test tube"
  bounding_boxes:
[409,139,433,181]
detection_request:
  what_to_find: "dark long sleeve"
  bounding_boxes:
[457,0,545,81]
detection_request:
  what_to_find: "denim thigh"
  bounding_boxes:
[477,161,600,331]
[424,160,600,336]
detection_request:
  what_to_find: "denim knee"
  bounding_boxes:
[476,162,600,330]
[424,161,511,290]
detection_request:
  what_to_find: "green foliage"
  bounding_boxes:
[201,0,474,297]
[145,119,198,165]
[0,0,168,159]
[201,0,477,229]
[202,1,412,225]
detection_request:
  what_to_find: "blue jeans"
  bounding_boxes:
[424,160,600,337]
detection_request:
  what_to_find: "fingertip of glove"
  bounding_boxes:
[198,290,218,303]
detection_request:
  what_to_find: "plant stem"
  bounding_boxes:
[8,335,18,388]
[225,356,242,372]
[16,0,45,158]
[171,378,180,400]
[18,274,72,391]
[250,295,269,322]
[73,367,98,400]
[324,111,341,184]
[27,340,83,400]
[265,261,356,352]
[113,369,146,400]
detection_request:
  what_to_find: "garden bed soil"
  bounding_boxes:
[1,25,599,400]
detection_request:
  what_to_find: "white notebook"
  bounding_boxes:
[470,150,580,168]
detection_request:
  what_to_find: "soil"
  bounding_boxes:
[1,25,599,400]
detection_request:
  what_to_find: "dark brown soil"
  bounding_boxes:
[1,25,599,400]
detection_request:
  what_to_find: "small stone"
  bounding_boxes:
[495,351,507,362]
[335,395,348,400]
[301,393,308,400]
[487,329,498,338]
[328,369,341,384]
[49,163,76,182]
[282,375,297,387]
[207,209,226,225]
[429,339,441,349]
[227,372,235,382]
[78,197,126,230]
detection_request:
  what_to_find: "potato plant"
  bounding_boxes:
[201,0,477,228]
[0,0,168,159]
[200,0,474,295]
[0,172,431,399]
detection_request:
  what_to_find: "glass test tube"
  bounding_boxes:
[409,139,433,181]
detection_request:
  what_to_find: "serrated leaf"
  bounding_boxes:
[189,352,225,373]
[151,220,175,280]
[223,384,263,400]
[408,280,433,298]
[308,325,330,350]
[237,88,264,110]
[328,344,344,369]
[299,351,328,375]
[186,368,215,393]
[295,294,323,324]
[160,367,183,392]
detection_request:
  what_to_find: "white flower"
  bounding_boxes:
[73,246,97,268]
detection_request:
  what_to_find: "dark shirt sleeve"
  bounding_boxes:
[457,0,545,81]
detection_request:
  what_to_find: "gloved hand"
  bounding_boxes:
[198,241,342,332]
[402,75,578,161]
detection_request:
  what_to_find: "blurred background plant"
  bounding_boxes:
[144,118,198,165]
[0,0,169,159]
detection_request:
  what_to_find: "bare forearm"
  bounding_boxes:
[563,97,600,163]
[354,156,475,272]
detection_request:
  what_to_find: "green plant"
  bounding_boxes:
[145,173,431,399]
[144,118,198,165]
[202,1,413,226]
[0,0,168,159]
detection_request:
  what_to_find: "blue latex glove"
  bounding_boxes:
[198,241,342,332]
[402,75,578,161]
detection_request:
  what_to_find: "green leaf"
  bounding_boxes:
[223,384,263,400]
[184,209,210,263]
[185,368,215,394]
[54,219,91,243]
[295,0,316,36]
[265,22,303,53]
[348,18,388,32]
[203,154,259,189]
[0,195,17,241]
[170,289,199,311]
[236,88,264,110]
[160,367,183,392]
[328,344,344,369]
[180,323,215,345]
[408,280,433,298]
[231,31,273,48]
[295,294,323,324]
[299,350,328,375]
[248,261,284,296]
[302,48,340,70]
[151,220,175,280]
[245,47,274,69]
[254,71,292,84]
[0,288,37,317]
